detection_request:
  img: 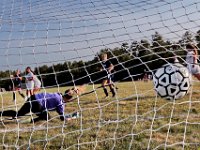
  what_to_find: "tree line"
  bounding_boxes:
[1,30,200,90]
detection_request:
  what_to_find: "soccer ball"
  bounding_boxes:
[153,63,191,100]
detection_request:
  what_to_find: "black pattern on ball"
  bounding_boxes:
[153,63,191,100]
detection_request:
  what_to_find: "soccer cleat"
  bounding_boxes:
[65,112,79,121]
[18,118,32,123]
[104,96,109,99]
[71,112,79,119]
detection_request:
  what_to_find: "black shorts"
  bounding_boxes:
[100,70,114,81]
[17,95,43,116]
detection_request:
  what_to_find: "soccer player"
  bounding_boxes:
[25,66,34,97]
[100,53,116,98]
[0,88,78,123]
[33,74,42,94]
[11,69,25,101]
[185,44,200,80]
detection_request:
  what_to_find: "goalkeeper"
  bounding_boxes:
[0,88,78,122]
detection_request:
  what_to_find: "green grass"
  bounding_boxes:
[0,80,200,149]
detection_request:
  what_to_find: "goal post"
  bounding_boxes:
[0,0,200,149]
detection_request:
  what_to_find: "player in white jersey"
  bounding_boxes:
[185,44,200,80]
[25,66,34,97]
[33,74,41,94]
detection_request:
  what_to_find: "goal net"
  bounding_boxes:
[0,0,200,149]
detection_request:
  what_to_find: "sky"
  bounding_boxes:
[0,0,200,71]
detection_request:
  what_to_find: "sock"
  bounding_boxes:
[103,88,109,97]
[110,88,116,97]
[13,92,16,100]
[19,92,25,98]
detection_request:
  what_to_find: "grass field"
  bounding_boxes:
[0,80,200,149]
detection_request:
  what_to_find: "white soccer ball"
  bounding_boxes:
[153,63,191,100]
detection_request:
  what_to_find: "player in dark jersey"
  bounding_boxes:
[11,69,25,101]
[0,88,78,122]
[100,53,116,98]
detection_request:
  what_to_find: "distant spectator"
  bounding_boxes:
[173,55,179,63]
[143,73,148,82]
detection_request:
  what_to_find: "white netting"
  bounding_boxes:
[0,0,200,149]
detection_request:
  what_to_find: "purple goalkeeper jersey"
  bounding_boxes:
[35,93,64,115]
